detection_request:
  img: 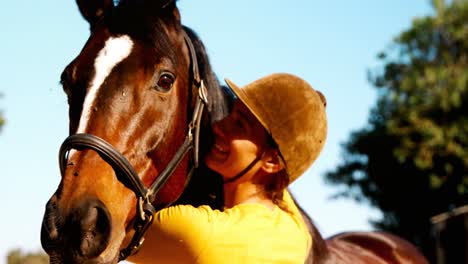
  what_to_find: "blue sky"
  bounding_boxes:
[0,0,433,262]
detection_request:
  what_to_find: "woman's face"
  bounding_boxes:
[205,100,270,180]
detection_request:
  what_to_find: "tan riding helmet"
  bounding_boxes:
[225,73,327,183]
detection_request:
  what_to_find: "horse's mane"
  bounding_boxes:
[182,26,230,123]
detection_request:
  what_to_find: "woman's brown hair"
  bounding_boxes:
[263,135,291,213]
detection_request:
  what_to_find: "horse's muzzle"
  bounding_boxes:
[41,195,113,263]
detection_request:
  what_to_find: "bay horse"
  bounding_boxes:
[41,0,429,263]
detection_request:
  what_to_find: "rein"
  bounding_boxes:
[58,31,208,261]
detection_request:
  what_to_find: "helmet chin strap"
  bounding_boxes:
[223,152,265,184]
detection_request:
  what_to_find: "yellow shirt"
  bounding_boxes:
[128,191,311,264]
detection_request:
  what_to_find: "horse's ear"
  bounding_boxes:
[76,0,113,27]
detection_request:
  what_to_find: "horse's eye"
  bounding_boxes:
[155,72,175,92]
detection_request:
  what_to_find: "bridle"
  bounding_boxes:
[58,30,208,261]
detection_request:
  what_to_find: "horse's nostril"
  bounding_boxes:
[79,205,111,257]
[68,198,112,258]
[81,206,99,230]
[41,196,112,261]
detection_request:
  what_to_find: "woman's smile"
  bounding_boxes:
[214,142,227,153]
[210,142,229,161]
[204,100,270,180]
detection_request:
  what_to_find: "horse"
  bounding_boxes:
[41,0,227,262]
[41,1,430,263]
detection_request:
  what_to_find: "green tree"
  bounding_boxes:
[325,0,468,261]
[7,249,48,264]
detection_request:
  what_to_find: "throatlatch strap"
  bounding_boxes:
[223,153,264,184]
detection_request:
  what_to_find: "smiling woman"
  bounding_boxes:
[129,73,430,264]
[129,73,328,264]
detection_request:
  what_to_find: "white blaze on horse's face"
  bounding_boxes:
[77,35,134,134]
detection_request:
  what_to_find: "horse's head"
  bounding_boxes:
[41,1,227,263]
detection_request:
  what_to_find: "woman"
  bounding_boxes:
[128,73,327,263]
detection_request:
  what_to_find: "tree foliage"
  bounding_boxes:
[325,0,468,260]
[7,249,49,264]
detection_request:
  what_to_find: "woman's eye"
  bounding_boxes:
[155,72,175,92]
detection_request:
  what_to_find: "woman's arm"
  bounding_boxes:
[127,205,214,264]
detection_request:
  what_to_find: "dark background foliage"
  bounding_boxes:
[325,0,468,261]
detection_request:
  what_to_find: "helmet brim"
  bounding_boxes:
[224,78,271,134]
